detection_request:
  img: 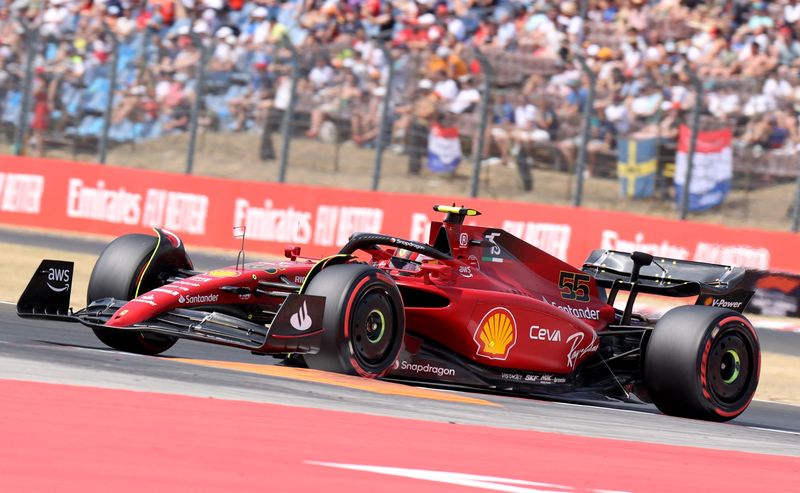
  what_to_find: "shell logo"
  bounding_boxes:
[207,269,240,278]
[474,307,517,360]
[704,297,713,306]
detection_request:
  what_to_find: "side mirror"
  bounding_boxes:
[630,251,654,283]
[284,245,301,261]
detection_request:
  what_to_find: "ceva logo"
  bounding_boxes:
[46,268,70,293]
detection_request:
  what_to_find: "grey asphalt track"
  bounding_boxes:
[2,302,800,457]
[2,228,800,458]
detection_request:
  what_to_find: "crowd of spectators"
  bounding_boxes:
[1,0,799,177]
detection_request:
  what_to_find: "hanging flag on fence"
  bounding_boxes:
[674,125,733,212]
[427,124,462,173]
[617,137,658,198]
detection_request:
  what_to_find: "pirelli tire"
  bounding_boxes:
[644,305,760,422]
[87,233,179,355]
[303,264,405,378]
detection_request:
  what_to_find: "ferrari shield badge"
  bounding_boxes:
[474,307,517,360]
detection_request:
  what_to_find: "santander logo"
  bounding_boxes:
[290,301,312,331]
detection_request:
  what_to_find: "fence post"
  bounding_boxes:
[97,22,119,164]
[578,0,589,44]
[12,19,37,156]
[185,35,213,175]
[278,35,300,183]
[470,48,494,198]
[572,53,596,207]
[680,65,703,220]
[371,44,395,191]
[791,171,800,231]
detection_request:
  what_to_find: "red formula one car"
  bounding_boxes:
[18,206,760,421]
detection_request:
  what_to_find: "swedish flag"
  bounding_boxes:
[617,138,657,198]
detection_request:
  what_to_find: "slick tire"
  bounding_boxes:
[87,233,178,355]
[644,306,760,421]
[304,264,405,378]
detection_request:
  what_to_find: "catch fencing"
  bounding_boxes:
[1,13,800,232]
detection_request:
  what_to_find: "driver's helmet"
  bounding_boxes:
[390,248,426,271]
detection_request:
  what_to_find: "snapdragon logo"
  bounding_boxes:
[179,294,219,304]
[399,361,455,377]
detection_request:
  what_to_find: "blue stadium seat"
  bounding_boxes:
[2,90,24,124]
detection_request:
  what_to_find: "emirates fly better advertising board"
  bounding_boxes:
[0,156,795,273]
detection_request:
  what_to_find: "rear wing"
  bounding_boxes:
[582,250,752,319]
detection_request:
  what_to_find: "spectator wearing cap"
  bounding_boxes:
[557,1,583,44]
[394,13,434,49]
[362,0,394,41]
[447,74,481,115]
[432,68,458,103]
[209,26,241,72]
[111,82,150,126]
[228,59,275,132]
[395,78,439,174]
[41,0,71,38]
[241,7,273,46]
[775,26,800,67]
[171,31,201,72]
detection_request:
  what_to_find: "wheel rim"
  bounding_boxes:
[365,309,386,343]
[707,330,752,404]
[351,287,394,367]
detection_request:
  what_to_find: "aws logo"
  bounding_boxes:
[45,267,71,293]
[474,307,517,360]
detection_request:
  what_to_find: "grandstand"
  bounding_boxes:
[1,0,799,229]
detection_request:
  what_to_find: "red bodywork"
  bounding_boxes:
[107,218,615,378]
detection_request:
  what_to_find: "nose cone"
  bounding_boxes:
[105,290,178,327]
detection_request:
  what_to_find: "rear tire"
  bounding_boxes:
[88,234,178,355]
[304,264,404,377]
[645,306,760,421]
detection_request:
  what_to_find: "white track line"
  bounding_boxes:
[745,426,800,436]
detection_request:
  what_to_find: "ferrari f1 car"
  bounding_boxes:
[17,205,760,421]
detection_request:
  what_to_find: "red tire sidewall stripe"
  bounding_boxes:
[702,315,760,418]
[343,276,372,377]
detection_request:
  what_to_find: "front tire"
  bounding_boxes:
[88,234,179,355]
[645,306,760,421]
[303,264,405,377]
